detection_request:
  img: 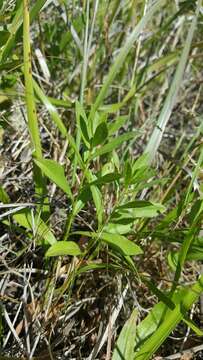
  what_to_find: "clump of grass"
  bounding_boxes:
[0,0,203,359]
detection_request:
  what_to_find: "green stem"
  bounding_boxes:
[23,0,48,218]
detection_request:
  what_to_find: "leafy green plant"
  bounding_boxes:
[1,0,203,358]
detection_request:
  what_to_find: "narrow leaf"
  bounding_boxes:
[145,3,200,163]
[71,231,143,256]
[92,122,108,147]
[90,132,135,159]
[112,309,138,360]
[34,158,73,200]
[23,0,47,216]
[134,275,203,360]
[114,201,165,218]
[101,233,143,256]
[108,116,128,136]
[33,79,67,137]
[14,209,56,245]
[90,0,166,115]
[183,317,203,336]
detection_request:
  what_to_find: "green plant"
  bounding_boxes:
[1,0,203,358]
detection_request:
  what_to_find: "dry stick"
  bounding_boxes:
[88,284,129,360]
[106,313,112,360]
[161,344,203,360]
[3,308,24,350]
[3,302,23,348]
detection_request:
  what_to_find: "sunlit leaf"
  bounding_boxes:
[34,158,73,200]
[45,241,82,257]
[90,132,136,159]
[14,209,56,245]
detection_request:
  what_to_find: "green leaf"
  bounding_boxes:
[132,153,149,172]
[134,275,203,360]
[13,209,56,245]
[144,279,175,310]
[79,116,90,147]
[90,185,103,227]
[92,122,108,147]
[145,1,200,163]
[79,172,120,205]
[34,158,73,200]
[0,186,10,203]
[33,82,85,171]
[90,132,135,159]
[90,172,121,186]
[112,309,138,360]
[0,0,48,64]
[108,116,128,135]
[90,0,166,115]
[183,316,203,336]
[23,0,47,213]
[113,201,165,219]
[76,102,90,149]
[124,161,132,187]
[104,222,133,235]
[71,231,143,256]
[0,31,9,47]
[45,241,82,257]
[101,232,143,256]
[33,79,68,137]
[167,251,178,272]
[112,275,203,360]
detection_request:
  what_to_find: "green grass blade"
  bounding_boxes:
[33,79,68,137]
[134,275,203,360]
[183,145,203,208]
[33,81,85,171]
[23,0,47,214]
[145,1,201,163]
[23,2,42,159]
[0,2,23,63]
[90,0,166,117]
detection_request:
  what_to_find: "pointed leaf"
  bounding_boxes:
[34,158,73,200]
[46,241,82,257]
[108,116,128,136]
[183,317,203,336]
[90,0,166,115]
[145,2,200,163]
[90,132,136,159]
[101,232,143,256]
[33,79,67,137]
[112,309,138,360]
[79,116,90,147]
[92,122,108,147]
[14,209,56,245]
[113,201,165,219]
[70,231,143,256]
